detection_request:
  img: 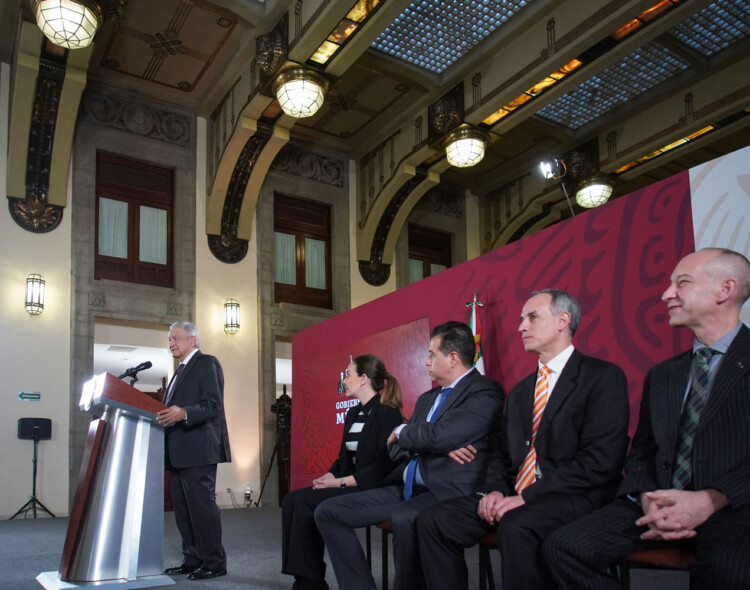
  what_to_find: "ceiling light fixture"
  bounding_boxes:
[575,174,614,208]
[224,299,240,334]
[445,125,489,168]
[33,0,102,49]
[273,67,328,118]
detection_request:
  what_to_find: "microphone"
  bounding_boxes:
[337,371,346,395]
[118,361,153,380]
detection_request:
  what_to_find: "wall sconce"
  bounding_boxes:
[575,174,614,208]
[25,274,46,316]
[33,0,102,49]
[224,299,240,334]
[444,125,490,168]
[273,67,328,118]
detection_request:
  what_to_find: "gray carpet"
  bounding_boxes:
[1,507,687,589]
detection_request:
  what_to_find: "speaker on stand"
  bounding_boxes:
[10,417,55,519]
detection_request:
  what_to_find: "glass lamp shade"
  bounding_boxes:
[575,175,614,208]
[224,299,240,334]
[25,274,46,316]
[34,0,102,49]
[274,68,327,118]
[445,126,489,168]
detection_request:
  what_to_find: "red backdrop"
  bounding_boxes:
[291,171,694,490]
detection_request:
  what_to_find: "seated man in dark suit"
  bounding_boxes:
[545,248,750,590]
[417,289,630,590]
[314,321,505,590]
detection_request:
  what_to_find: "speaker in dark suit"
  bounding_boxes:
[545,248,750,590]
[417,289,630,590]
[157,321,231,581]
[314,321,505,590]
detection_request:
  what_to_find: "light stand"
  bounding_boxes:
[256,391,291,507]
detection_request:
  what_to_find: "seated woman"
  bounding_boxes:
[281,354,404,590]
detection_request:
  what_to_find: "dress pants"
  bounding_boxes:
[314,485,439,590]
[417,492,593,590]
[282,485,359,587]
[169,464,226,570]
[543,497,750,590]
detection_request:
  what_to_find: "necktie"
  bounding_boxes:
[671,348,716,489]
[163,363,185,405]
[515,365,551,493]
[403,387,452,499]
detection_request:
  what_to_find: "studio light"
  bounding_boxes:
[273,67,328,118]
[538,156,575,217]
[25,274,46,316]
[539,158,566,180]
[33,0,102,49]
[445,125,489,168]
[224,299,240,334]
[575,174,614,208]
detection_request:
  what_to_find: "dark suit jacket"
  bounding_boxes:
[619,324,750,523]
[165,350,232,469]
[388,368,505,501]
[480,350,630,508]
[328,395,404,489]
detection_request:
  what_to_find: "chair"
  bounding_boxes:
[377,520,393,590]
[618,546,693,589]
[478,531,498,590]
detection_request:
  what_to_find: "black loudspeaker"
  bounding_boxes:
[18,418,52,440]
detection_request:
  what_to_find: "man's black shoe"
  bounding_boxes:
[188,566,227,580]
[164,563,197,576]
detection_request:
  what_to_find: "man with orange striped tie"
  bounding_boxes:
[417,289,630,590]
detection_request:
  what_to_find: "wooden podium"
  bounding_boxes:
[37,373,174,589]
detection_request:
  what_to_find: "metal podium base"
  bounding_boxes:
[36,571,175,589]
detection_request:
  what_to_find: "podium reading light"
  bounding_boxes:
[224,299,240,334]
[33,0,102,49]
[25,274,46,316]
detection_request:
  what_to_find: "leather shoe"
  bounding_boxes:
[188,566,227,580]
[164,563,197,576]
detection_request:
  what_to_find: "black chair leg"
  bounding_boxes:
[365,526,372,568]
[381,528,389,590]
[479,545,496,590]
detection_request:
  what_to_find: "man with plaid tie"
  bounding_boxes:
[546,248,750,590]
[418,289,630,590]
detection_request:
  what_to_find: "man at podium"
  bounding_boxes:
[157,321,232,581]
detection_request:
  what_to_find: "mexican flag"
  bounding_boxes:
[466,292,485,375]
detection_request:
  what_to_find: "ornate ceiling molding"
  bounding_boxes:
[81,86,192,147]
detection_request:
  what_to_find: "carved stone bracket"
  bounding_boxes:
[208,123,273,263]
[359,166,428,285]
[428,83,463,145]
[207,233,249,263]
[8,196,63,233]
[10,44,67,233]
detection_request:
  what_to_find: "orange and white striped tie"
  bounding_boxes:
[514,365,551,493]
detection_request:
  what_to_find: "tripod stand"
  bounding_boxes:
[10,434,55,519]
[255,424,290,507]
